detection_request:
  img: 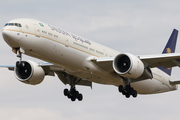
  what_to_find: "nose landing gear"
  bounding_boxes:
[12,47,23,68]
[15,48,23,68]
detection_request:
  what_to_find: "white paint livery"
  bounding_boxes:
[1,18,180,100]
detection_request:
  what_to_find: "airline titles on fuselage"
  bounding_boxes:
[48,24,91,45]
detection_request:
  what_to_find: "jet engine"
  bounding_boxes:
[113,53,144,79]
[14,60,45,85]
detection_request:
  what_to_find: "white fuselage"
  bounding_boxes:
[2,18,177,94]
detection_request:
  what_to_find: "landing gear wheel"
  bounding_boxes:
[71,97,76,101]
[132,90,137,98]
[75,91,79,98]
[118,84,138,98]
[64,89,69,96]
[125,93,130,98]
[67,94,71,98]
[129,87,134,95]
[77,93,83,101]
[122,90,126,95]
[16,61,23,68]
[64,87,83,101]
[16,61,25,68]
[118,85,123,92]
[70,88,76,97]
[16,61,20,68]
[16,49,23,66]
[125,85,131,93]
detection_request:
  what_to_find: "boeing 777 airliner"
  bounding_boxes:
[2,18,180,101]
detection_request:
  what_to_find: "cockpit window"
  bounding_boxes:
[18,24,22,27]
[4,23,22,27]
[8,23,14,26]
[4,23,8,27]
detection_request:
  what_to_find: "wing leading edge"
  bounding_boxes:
[0,62,92,88]
[92,53,180,72]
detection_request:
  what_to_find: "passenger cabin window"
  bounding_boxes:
[42,30,47,34]
[48,33,53,36]
[73,42,88,49]
[96,50,104,55]
[54,35,58,38]
[4,23,22,27]
[89,48,95,51]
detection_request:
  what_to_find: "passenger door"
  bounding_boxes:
[33,24,41,37]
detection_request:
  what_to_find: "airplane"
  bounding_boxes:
[2,18,180,102]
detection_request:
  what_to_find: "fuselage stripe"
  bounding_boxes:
[3,29,100,58]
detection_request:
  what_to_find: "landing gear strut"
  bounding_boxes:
[15,48,23,68]
[63,76,83,101]
[118,78,137,98]
[12,47,23,68]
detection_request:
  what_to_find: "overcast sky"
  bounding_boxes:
[1,0,180,120]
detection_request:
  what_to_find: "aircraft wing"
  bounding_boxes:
[92,57,114,71]
[0,65,15,70]
[39,53,180,86]
[92,53,180,71]
[0,62,92,88]
[139,53,180,68]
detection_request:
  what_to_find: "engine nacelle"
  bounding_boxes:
[14,60,45,85]
[113,53,144,78]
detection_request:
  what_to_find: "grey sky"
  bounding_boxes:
[0,0,180,120]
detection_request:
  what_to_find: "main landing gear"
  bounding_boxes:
[64,87,83,101]
[63,76,83,102]
[118,78,137,98]
[118,85,137,98]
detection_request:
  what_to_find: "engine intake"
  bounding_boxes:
[15,60,45,85]
[113,53,144,78]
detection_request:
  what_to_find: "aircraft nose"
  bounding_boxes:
[2,29,20,48]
